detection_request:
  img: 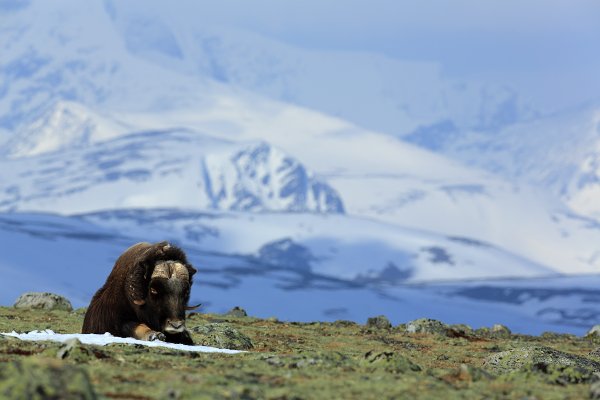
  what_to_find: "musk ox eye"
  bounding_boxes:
[150,288,158,296]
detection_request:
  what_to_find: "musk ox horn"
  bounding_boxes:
[151,261,189,281]
[185,303,202,311]
[172,262,189,281]
[151,262,171,280]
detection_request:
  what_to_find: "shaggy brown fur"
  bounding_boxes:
[82,241,197,344]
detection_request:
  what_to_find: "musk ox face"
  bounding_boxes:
[141,260,192,334]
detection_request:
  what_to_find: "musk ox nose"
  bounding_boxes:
[164,319,185,333]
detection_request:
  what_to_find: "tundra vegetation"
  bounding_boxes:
[2,306,600,399]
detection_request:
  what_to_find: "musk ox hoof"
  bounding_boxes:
[146,331,166,342]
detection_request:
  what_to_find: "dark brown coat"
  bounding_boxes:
[82,241,197,344]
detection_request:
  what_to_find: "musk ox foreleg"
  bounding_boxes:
[122,321,166,342]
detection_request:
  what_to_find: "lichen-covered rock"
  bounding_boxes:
[446,324,474,338]
[13,292,73,311]
[485,345,600,383]
[475,324,512,338]
[0,358,96,399]
[55,338,109,362]
[366,315,392,329]
[192,323,253,350]
[404,318,448,335]
[587,325,600,338]
[490,324,512,337]
[361,350,421,374]
[226,306,248,318]
[449,324,473,334]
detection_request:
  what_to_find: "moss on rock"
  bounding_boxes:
[55,338,110,362]
[13,292,73,312]
[366,315,392,329]
[0,358,96,399]
[485,345,600,383]
[191,323,254,350]
[405,318,449,335]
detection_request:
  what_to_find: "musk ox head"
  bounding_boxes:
[125,243,198,336]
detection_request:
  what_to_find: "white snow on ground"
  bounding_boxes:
[0,330,243,354]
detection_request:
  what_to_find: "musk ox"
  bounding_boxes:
[82,241,198,344]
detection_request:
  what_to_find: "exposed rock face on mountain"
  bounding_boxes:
[203,142,344,213]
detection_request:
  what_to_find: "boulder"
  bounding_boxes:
[404,318,449,335]
[490,324,512,337]
[191,323,253,350]
[587,325,600,338]
[366,315,392,329]
[225,306,248,318]
[13,292,73,311]
[55,338,109,362]
[0,358,96,399]
[485,345,600,384]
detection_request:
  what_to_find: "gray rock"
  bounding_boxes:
[587,325,600,338]
[474,324,512,338]
[485,345,600,383]
[56,338,108,362]
[191,323,253,350]
[0,358,96,399]
[490,324,512,337]
[13,292,73,311]
[366,315,392,329]
[405,318,449,335]
[226,306,248,318]
[447,324,473,337]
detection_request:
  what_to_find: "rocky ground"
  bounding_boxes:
[2,298,600,399]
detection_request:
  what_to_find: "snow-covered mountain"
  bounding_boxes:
[203,142,344,213]
[0,101,131,158]
[0,128,343,214]
[403,105,600,221]
[2,101,600,276]
[0,0,537,140]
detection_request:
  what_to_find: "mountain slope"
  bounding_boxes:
[0,0,537,140]
[404,106,600,220]
[0,129,343,214]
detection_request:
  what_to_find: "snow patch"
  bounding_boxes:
[0,330,243,354]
